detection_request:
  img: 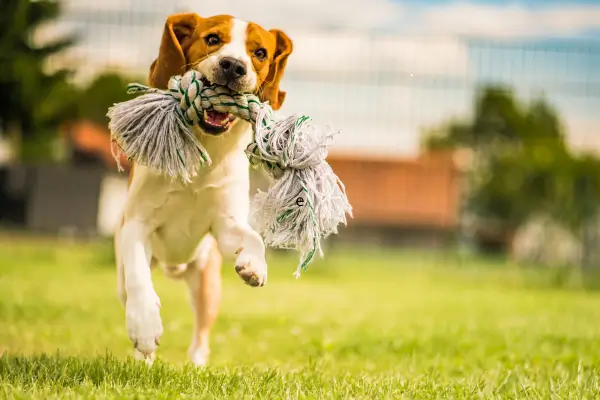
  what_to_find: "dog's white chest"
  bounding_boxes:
[122,123,253,265]
[147,183,216,264]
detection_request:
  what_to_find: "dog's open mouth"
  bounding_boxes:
[199,78,237,135]
[200,109,236,134]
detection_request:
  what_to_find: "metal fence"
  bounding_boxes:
[43,2,600,158]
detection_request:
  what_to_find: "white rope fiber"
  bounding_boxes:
[107,70,352,276]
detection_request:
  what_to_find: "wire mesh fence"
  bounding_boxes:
[42,2,600,157]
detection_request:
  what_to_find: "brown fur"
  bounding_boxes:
[117,13,293,364]
[148,13,293,109]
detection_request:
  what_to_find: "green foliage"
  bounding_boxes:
[0,1,140,162]
[2,241,600,398]
[424,86,600,235]
[0,0,77,152]
[76,73,138,126]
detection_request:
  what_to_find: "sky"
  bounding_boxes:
[40,0,600,156]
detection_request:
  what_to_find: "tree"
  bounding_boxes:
[0,0,77,160]
[423,86,600,253]
[77,73,140,127]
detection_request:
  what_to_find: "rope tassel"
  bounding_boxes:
[107,70,352,276]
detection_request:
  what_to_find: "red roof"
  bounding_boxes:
[62,120,131,170]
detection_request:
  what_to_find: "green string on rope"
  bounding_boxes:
[107,70,352,277]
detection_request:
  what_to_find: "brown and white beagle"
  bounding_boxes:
[114,13,293,365]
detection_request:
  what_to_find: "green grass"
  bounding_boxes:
[1,238,600,398]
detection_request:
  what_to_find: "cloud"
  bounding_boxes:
[283,30,469,78]
[45,1,600,81]
[179,0,405,31]
[33,0,600,156]
[62,0,164,13]
[411,3,600,39]
[38,0,468,80]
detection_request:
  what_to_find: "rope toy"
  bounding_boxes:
[107,70,352,277]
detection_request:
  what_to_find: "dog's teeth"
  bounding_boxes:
[203,110,209,120]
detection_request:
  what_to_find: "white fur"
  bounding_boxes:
[116,118,268,361]
[194,19,257,92]
[116,17,269,364]
[118,220,163,357]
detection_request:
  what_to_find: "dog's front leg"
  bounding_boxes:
[213,216,267,287]
[119,220,163,358]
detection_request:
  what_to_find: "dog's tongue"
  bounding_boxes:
[205,110,230,125]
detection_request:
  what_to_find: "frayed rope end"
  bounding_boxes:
[248,113,353,276]
[106,82,211,182]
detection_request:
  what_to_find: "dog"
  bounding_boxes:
[114,12,293,365]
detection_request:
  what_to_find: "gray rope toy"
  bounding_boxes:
[107,70,352,277]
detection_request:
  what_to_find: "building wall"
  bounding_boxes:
[327,151,460,230]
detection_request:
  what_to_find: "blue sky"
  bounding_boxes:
[45,0,600,155]
[393,0,600,8]
[396,0,600,4]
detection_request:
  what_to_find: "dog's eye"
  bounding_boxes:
[254,48,267,60]
[205,34,220,46]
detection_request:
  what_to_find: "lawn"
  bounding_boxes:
[1,237,600,399]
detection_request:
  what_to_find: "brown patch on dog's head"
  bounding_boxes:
[246,24,293,110]
[149,13,233,89]
[149,13,293,134]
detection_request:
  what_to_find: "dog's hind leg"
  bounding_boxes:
[184,235,222,366]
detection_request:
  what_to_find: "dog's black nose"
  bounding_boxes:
[219,57,247,81]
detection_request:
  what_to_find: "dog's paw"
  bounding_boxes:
[188,346,209,367]
[234,250,267,287]
[126,291,163,356]
[134,349,155,366]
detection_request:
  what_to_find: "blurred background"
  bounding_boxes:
[1,0,600,271]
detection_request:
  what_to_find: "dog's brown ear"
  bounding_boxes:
[149,13,201,89]
[260,29,293,110]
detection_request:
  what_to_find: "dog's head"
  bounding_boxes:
[149,13,293,135]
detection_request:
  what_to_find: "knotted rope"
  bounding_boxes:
[107,70,352,277]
